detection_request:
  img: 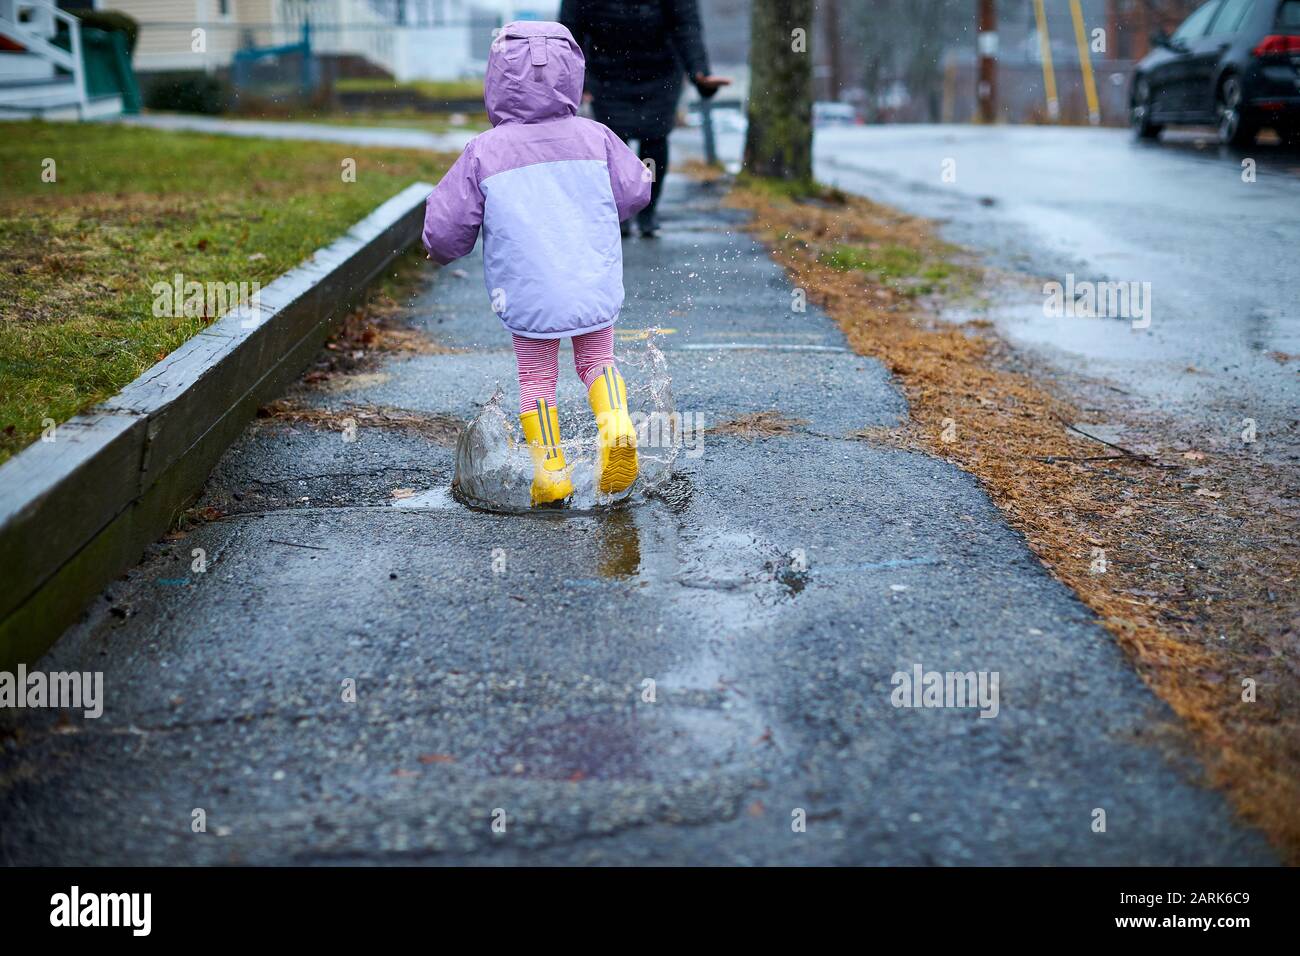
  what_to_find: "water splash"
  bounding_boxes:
[452,332,679,514]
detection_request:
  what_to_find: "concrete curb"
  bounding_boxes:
[0,181,434,670]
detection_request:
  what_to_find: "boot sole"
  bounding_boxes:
[532,482,574,508]
[599,444,638,494]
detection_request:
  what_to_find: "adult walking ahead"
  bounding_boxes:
[560,0,730,237]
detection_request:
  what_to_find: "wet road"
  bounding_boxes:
[690,124,1300,460]
[0,173,1273,865]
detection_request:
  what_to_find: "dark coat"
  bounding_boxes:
[559,0,711,140]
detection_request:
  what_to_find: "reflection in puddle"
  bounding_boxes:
[597,509,641,579]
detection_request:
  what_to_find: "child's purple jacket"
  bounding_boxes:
[422,20,652,339]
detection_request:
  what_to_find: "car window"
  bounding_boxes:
[1208,0,1254,33]
[1173,0,1224,40]
[1279,0,1300,28]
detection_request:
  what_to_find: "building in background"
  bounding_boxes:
[105,0,495,78]
[47,0,507,83]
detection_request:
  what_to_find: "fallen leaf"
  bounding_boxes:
[1195,489,1222,499]
[391,488,415,500]
[1183,451,1206,461]
[418,753,455,765]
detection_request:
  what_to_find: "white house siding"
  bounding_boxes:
[114,0,267,72]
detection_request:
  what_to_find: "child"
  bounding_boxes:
[422,20,652,507]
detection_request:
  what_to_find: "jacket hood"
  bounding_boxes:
[484,21,584,127]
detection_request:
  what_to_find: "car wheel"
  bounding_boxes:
[1217,75,1257,147]
[1131,78,1163,140]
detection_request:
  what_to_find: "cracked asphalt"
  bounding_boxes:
[0,171,1275,865]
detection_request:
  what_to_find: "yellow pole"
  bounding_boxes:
[1070,0,1102,124]
[1032,0,1059,122]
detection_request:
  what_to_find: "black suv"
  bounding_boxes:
[1131,0,1300,145]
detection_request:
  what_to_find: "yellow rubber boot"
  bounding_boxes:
[520,398,574,507]
[587,365,639,494]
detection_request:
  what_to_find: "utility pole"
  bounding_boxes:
[824,0,842,103]
[977,0,997,124]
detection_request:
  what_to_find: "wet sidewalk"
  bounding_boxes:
[117,112,477,153]
[0,172,1274,865]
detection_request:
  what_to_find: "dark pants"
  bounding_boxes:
[619,134,668,226]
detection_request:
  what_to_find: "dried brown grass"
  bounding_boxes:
[708,410,808,438]
[720,175,1300,861]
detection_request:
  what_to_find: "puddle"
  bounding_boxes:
[658,641,731,692]
[389,486,460,510]
[484,703,767,783]
[488,710,648,781]
[675,531,787,591]
[674,529,807,602]
[451,333,680,514]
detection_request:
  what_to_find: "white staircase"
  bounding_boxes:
[0,0,122,119]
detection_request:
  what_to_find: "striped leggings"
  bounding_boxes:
[512,326,616,414]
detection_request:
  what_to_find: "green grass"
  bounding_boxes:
[334,77,486,101]
[819,242,966,298]
[734,172,828,202]
[0,121,452,465]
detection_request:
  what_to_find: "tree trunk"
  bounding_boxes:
[743,0,813,183]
